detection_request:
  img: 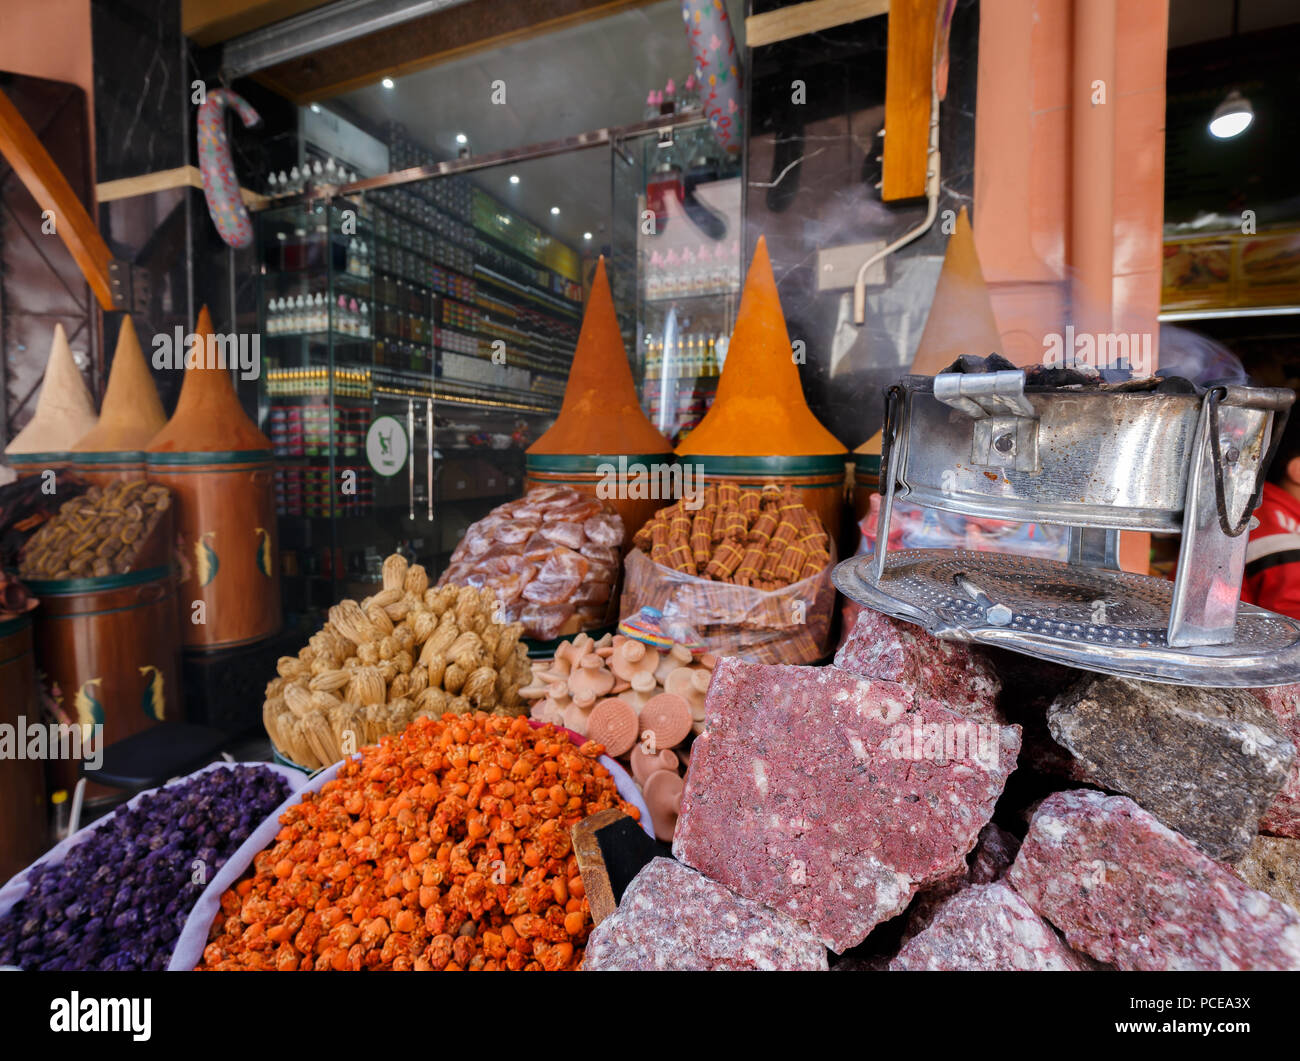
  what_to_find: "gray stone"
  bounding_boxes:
[1047,676,1295,861]
[1233,835,1300,913]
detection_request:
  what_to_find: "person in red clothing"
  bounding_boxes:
[1242,400,1300,618]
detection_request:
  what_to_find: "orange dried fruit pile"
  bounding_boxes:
[198,712,638,971]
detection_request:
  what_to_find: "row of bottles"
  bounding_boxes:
[642,75,702,118]
[644,333,729,381]
[646,243,740,299]
[345,239,372,279]
[266,294,373,338]
[265,367,372,398]
[267,157,361,198]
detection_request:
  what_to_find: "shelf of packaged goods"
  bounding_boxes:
[473,232,581,294]
[263,331,374,348]
[473,265,580,320]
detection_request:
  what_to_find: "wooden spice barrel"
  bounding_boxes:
[145,450,281,651]
[678,455,848,556]
[524,453,678,555]
[851,452,881,548]
[29,566,181,800]
[71,450,147,487]
[0,614,47,882]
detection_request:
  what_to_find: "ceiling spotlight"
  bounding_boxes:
[509,174,520,184]
[310,103,321,113]
[1209,89,1253,139]
[456,133,468,144]
[550,206,560,216]
[583,232,592,240]
[381,77,395,90]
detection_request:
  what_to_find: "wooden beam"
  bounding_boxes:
[881,0,935,201]
[96,164,269,209]
[0,88,114,310]
[182,0,331,47]
[745,0,888,49]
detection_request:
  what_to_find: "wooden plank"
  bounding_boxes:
[96,165,269,209]
[881,0,935,201]
[0,88,113,310]
[571,808,625,926]
[745,0,889,48]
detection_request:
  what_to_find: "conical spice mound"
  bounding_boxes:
[528,256,672,456]
[6,323,99,455]
[73,316,167,452]
[854,207,1002,456]
[677,236,844,457]
[146,306,270,453]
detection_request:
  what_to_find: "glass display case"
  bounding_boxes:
[625,122,744,445]
[253,113,736,631]
[255,179,582,631]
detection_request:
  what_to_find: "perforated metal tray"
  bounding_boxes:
[833,549,1300,687]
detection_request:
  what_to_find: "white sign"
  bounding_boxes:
[366,416,408,477]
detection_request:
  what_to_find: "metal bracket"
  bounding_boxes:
[934,369,1036,419]
[107,259,150,313]
[935,369,1040,472]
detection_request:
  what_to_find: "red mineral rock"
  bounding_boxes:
[1007,789,1300,971]
[834,607,1003,724]
[581,857,827,971]
[672,658,1020,953]
[892,882,1094,971]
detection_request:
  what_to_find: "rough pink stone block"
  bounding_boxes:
[1007,789,1300,971]
[892,882,1093,971]
[1251,684,1300,837]
[581,858,827,971]
[903,822,1022,942]
[834,607,1003,724]
[673,658,1020,953]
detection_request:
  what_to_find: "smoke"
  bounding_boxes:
[1156,324,1248,386]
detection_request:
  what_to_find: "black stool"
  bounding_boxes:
[81,723,230,794]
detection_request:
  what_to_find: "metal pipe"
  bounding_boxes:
[853,0,949,325]
[222,0,473,80]
[253,112,712,211]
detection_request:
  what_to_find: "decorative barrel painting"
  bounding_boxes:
[6,453,71,491]
[0,614,47,881]
[145,451,281,650]
[525,453,673,556]
[28,567,181,799]
[681,454,847,557]
[71,451,148,488]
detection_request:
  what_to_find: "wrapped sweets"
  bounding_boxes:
[637,486,830,589]
[437,485,624,641]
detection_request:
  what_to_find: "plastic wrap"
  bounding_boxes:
[621,541,837,664]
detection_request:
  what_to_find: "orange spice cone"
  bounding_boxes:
[6,323,99,454]
[73,316,167,452]
[854,207,1002,455]
[677,236,844,457]
[528,256,672,456]
[146,306,270,453]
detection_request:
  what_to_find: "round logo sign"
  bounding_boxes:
[366,415,409,477]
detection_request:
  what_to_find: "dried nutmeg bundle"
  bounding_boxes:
[262,552,533,770]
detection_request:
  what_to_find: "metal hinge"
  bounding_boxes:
[107,260,150,313]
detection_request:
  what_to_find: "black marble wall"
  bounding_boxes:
[91,0,297,416]
[744,0,979,449]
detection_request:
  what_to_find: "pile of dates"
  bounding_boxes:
[18,479,171,579]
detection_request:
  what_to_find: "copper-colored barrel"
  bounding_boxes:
[146,451,281,650]
[0,615,47,881]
